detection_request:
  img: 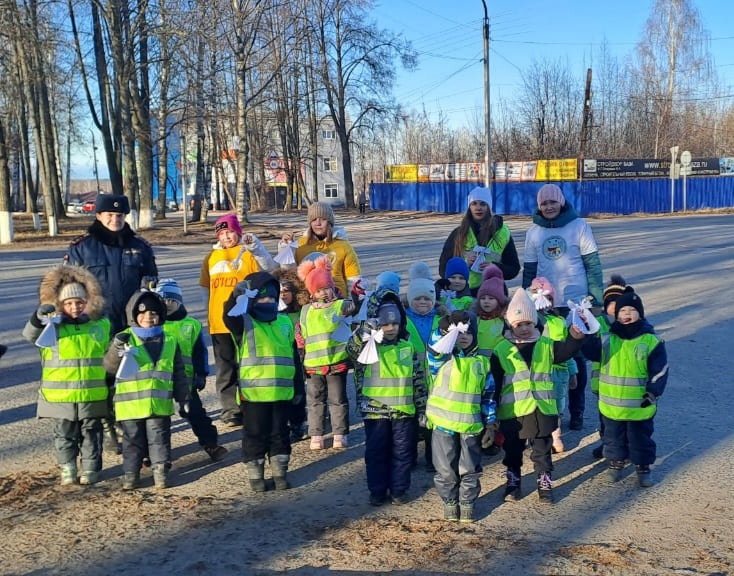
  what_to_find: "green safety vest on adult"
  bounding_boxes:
[426,355,489,434]
[163,317,201,378]
[300,300,348,367]
[464,225,512,290]
[114,332,177,420]
[362,341,415,415]
[589,316,611,394]
[597,332,661,421]
[40,319,110,403]
[494,336,557,420]
[238,315,295,403]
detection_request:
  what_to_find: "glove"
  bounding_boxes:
[113,332,131,349]
[640,392,657,408]
[36,304,56,321]
[178,402,190,418]
[140,276,158,290]
[417,412,428,429]
[435,278,450,292]
[193,374,206,391]
[480,422,498,449]
[351,279,366,297]
[360,319,379,341]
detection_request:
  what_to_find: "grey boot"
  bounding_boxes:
[122,471,140,490]
[153,464,169,489]
[270,454,290,490]
[245,459,267,492]
[60,463,78,486]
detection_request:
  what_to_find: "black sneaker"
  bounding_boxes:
[205,445,228,462]
[569,416,583,430]
[503,468,522,502]
[592,444,604,459]
[223,415,242,428]
[537,472,553,503]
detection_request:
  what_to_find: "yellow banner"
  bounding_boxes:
[535,159,578,181]
[385,164,418,182]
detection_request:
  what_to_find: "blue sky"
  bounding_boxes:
[372,0,734,128]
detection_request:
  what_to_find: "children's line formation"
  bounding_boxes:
[16,185,668,524]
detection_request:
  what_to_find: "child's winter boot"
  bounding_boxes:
[606,460,626,482]
[537,471,553,503]
[122,471,140,490]
[459,502,475,523]
[153,464,169,489]
[60,463,78,486]
[503,467,522,502]
[102,419,122,454]
[80,470,99,485]
[246,459,267,492]
[204,445,228,462]
[332,434,348,450]
[270,454,290,490]
[636,465,654,487]
[309,435,324,451]
[443,501,459,522]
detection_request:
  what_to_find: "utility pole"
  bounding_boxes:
[578,68,593,179]
[91,130,100,194]
[481,0,491,192]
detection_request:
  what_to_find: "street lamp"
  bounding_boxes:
[481,1,491,192]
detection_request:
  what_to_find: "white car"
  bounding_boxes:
[67,201,84,214]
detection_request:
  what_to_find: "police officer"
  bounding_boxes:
[65,194,158,453]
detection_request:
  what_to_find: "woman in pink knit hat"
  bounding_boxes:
[199,214,277,426]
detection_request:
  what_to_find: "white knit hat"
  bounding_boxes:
[505,288,538,328]
[58,282,87,302]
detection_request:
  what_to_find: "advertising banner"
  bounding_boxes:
[536,158,578,181]
[385,164,418,182]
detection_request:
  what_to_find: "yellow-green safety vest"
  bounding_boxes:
[406,316,438,390]
[494,336,557,420]
[362,341,415,415]
[597,332,661,421]
[39,319,110,403]
[426,355,489,434]
[163,317,201,378]
[543,314,571,370]
[590,315,611,394]
[114,331,177,420]
[300,300,348,367]
[464,224,512,289]
[238,315,295,402]
[477,316,504,357]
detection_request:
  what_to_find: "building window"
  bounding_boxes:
[321,129,336,140]
[324,184,338,198]
[323,157,337,172]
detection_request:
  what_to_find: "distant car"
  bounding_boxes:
[67,201,84,214]
[81,201,96,213]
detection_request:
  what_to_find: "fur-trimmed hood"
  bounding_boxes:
[39,265,105,320]
[273,267,310,310]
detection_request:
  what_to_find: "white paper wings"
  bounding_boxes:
[431,321,469,354]
[567,297,600,334]
[357,327,384,364]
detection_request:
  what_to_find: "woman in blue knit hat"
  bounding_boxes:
[438,187,520,296]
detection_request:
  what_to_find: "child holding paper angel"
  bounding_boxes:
[426,310,497,523]
[435,257,474,312]
[491,288,586,504]
[22,264,111,486]
[296,255,356,450]
[103,290,189,490]
[346,288,427,506]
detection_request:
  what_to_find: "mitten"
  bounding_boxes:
[113,332,131,349]
[351,279,366,298]
[140,276,158,290]
[36,304,56,321]
[178,402,190,418]
[640,392,657,408]
[480,422,498,449]
[192,374,207,391]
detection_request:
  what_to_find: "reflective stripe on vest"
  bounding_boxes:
[598,332,660,421]
[464,224,511,289]
[114,332,176,420]
[495,336,557,420]
[163,317,201,378]
[238,315,295,402]
[590,316,611,394]
[300,301,348,367]
[426,355,489,434]
[40,319,110,403]
[362,341,415,415]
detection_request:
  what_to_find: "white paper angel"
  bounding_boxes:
[530,288,554,311]
[567,297,600,334]
[331,312,356,342]
[357,327,384,364]
[35,315,62,348]
[431,321,469,354]
[116,346,141,379]
[274,241,299,266]
[227,288,260,317]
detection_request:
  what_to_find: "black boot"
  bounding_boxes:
[102,419,121,454]
[503,467,522,502]
[537,472,553,503]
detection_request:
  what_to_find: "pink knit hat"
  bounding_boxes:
[297,255,335,295]
[214,214,242,237]
[537,184,566,208]
[505,288,538,328]
[476,264,507,303]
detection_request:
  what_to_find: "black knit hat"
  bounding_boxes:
[603,274,627,310]
[615,286,644,319]
[95,194,130,214]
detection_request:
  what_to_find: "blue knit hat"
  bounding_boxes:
[376,271,401,294]
[445,257,469,280]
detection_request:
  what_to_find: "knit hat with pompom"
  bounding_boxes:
[505,288,538,328]
[476,264,507,303]
[406,261,436,305]
[297,255,335,295]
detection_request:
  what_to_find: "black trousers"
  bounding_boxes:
[185,390,218,447]
[568,355,588,419]
[364,417,415,497]
[120,417,171,473]
[211,333,240,422]
[501,426,553,474]
[240,400,291,462]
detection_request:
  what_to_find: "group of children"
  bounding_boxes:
[23,215,668,523]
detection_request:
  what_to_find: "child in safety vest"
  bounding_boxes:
[581,286,668,487]
[426,310,497,523]
[273,267,310,443]
[473,264,509,357]
[435,257,473,312]
[22,265,111,486]
[527,277,579,454]
[152,278,227,463]
[403,262,441,472]
[589,274,628,459]
[491,288,584,504]
[103,290,189,490]
[296,255,355,451]
[346,288,427,507]
[223,271,304,492]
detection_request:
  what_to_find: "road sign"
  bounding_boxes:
[681,150,692,166]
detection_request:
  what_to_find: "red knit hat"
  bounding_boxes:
[214,214,242,238]
[297,255,335,295]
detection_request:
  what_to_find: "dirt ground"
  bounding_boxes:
[1,210,733,575]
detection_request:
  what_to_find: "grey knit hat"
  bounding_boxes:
[58,282,87,302]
